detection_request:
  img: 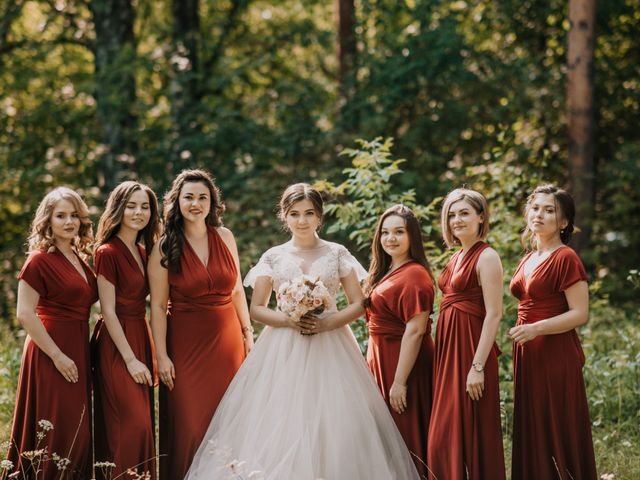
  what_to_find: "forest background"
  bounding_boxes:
[0,0,638,478]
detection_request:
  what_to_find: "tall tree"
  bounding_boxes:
[566,0,597,254]
[91,0,138,190]
[335,0,357,130]
[170,0,201,171]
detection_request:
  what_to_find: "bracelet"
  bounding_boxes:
[241,324,254,336]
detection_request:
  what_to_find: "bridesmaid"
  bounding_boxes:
[363,204,435,477]
[148,169,253,479]
[7,187,98,479]
[509,184,596,480]
[427,188,505,480]
[92,181,160,478]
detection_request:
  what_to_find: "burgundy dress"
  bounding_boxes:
[92,237,156,478]
[7,249,97,479]
[428,241,505,480]
[365,262,435,477]
[510,246,597,480]
[159,226,245,479]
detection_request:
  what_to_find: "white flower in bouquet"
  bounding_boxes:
[276,275,332,322]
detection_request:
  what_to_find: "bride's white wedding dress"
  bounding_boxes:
[185,241,420,480]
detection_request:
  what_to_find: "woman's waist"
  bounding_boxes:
[517,295,568,324]
[168,294,233,312]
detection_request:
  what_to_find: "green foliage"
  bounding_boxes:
[317,137,441,252]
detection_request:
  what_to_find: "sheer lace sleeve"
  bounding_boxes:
[337,245,368,282]
[243,250,274,288]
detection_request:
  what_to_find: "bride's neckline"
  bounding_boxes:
[283,240,329,253]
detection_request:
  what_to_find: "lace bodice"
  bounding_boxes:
[244,241,367,311]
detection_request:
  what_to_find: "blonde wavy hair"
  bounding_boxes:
[27,187,94,258]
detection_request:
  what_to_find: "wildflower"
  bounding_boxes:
[38,419,54,431]
[21,449,46,460]
[51,453,71,471]
[1,459,14,470]
[94,461,117,469]
[126,469,151,479]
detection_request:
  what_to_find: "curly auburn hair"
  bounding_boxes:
[95,181,160,253]
[27,187,94,259]
[159,169,225,272]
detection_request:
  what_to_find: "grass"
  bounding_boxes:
[0,295,638,479]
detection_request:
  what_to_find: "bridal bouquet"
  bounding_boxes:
[276,275,332,322]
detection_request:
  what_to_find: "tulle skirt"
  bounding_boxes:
[186,324,420,480]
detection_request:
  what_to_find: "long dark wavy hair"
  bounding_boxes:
[521,184,576,250]
[95,181,160,253]
[363,205,433,307]
[159,169,225,272]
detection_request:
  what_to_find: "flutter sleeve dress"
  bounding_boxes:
[92,237,156,478]
[510,246,597,480]
[7,249,98,480]
[365,261,435,477]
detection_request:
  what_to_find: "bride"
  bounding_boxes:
[186,183,420,479]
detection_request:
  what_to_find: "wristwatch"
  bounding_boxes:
[472,362,484,372]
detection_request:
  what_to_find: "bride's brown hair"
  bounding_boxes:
[363,205,433,307]
[278,183,324,230]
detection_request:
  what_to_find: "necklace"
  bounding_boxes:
[59,249,80,268]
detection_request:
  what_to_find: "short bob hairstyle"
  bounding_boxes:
[440,188,490,248]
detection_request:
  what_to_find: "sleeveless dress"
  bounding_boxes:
[160,226,246,479]
[427,241,505,480]
[8,249,98,480]
[185,241,420,480]
[92,237,156,478]
[365,261,435,477]
[510,246,596,480]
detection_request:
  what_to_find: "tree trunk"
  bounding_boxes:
[91,0,138,191]
[170,0,201,172]
[566,0,597,255]
[336,0,357,130]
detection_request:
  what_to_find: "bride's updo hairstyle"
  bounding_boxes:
[277,183,324,230]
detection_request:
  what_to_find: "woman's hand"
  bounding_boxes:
[157,355,175,390]
[126,358,153,386]
[52,352,79,383]
[509,323,539,346]
[297,314,318,335]
[389,381,408,414]
[243,332,254,354]
[466,368,485,401]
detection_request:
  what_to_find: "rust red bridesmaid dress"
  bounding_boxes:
[510,246,597,480]
[365,261,435,477]
[7,249,98,479]
[428,241,505,480]
[159,226,245,480]
[92,237,156,478]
